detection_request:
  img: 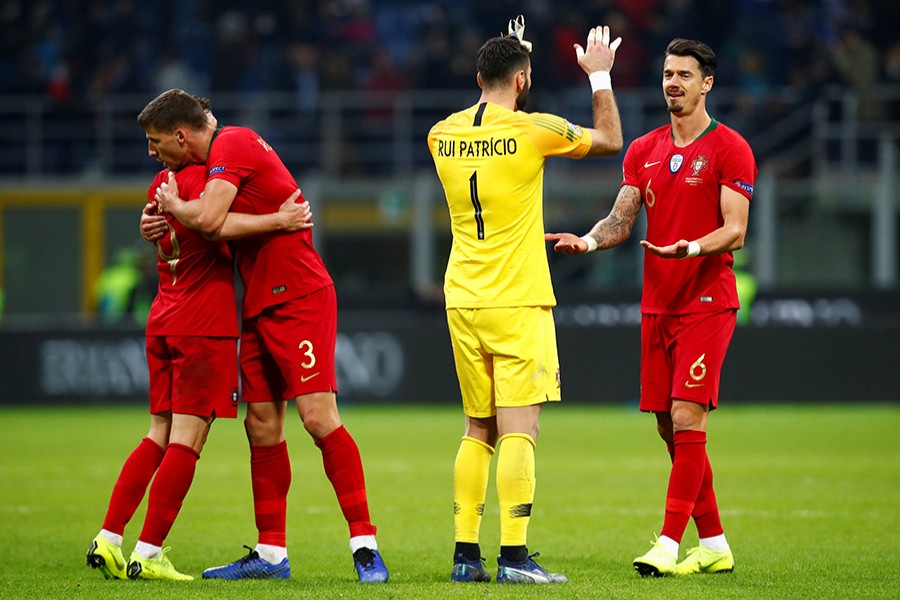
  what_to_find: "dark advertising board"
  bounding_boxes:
[1,293,897,405]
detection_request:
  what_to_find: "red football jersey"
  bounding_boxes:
[145,165,239,337]
[206,126,333,318]
[622,119,756,315]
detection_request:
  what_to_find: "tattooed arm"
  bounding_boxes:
[545,184,642,254]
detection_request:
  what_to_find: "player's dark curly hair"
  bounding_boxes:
[666,38,717,78]
[137,89,211,132]
[476,36,530,88]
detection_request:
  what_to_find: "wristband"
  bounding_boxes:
[580,234,598,253]
[685,241,701,258]
[589,71,612,93]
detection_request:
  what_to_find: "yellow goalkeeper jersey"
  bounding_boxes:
[428,101,592,308]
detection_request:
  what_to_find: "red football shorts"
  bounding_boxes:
[240,285,338,402]
[146,336,239,418]
[639,310,737,412]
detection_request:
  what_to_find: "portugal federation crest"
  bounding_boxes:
[690,155,709,177]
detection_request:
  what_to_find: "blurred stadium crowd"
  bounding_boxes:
[0,0,897,320]
[2,0,898,106]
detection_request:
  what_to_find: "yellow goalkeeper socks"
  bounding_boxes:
[453,436,494,544]
[497,433,536,548]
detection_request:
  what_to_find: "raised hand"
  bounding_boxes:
[507,14,532,52]
[574,25,622,75]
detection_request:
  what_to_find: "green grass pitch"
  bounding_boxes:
[0,402,897,599]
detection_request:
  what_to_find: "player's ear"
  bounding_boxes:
[701,75,714,95]
[476,72,484,90]
[516,70,526,92]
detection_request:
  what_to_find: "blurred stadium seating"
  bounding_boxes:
[0,1,897,403]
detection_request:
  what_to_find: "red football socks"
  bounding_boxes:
[316,426,377,538]
[692,454,724,538]
[251,440,291,547]
[138,443,200,546]
[660,429,707,543]
[102,437,165,536]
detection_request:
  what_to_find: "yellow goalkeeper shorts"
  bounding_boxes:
[447,305,561,418]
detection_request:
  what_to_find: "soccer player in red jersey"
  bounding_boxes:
[546,38,755,577]
[86,164,230,582]
[87,106,312,582]
[142,89,389,583]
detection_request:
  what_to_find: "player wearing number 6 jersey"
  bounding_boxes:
[427,18,623,584]
[546,38,757,577]
[141,89,388,583]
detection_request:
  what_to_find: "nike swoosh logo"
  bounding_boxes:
[263,564,290,576]
[644,160,661,168]
[684,381,705,388]
[300,372,320,383]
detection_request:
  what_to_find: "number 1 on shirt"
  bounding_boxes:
[469,171,485,240]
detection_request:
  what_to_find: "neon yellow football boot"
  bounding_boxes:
[633,539,676,577]
[126,547,194,581]
[674,545,734,575]
[86,534,127,580]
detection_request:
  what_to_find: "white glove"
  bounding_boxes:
[507,14,533,53]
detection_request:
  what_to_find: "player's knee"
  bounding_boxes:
[670,401,705,432]
[244,412,279,445]
[301,412,340,440]
[296,395,341,440]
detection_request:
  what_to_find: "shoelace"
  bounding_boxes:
[353,547,376,568]
[238,545,260,565]
[501,551,541,566]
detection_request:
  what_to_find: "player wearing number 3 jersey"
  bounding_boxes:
[141,89,388,583]
[428,18,623,583]
[87,96,332,582]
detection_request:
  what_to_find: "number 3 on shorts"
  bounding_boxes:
[298,340,316,369]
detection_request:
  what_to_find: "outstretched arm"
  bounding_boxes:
[576,26,623,157]
[640,186,749,258]
[545,184,642,254]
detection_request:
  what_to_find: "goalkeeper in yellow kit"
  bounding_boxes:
[427,16,624,584]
